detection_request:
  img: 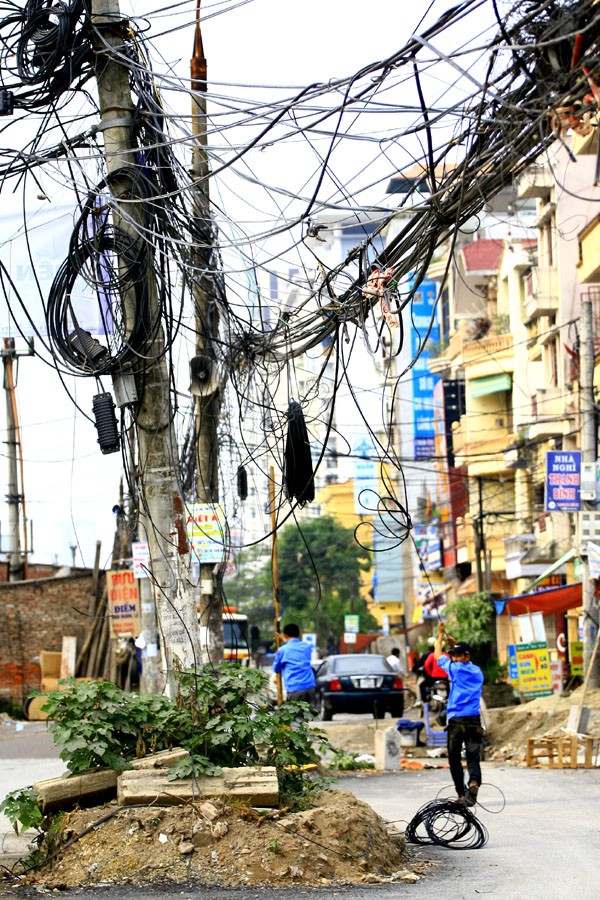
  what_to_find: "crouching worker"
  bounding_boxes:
[434,621,484,807]
[272,623,316,706]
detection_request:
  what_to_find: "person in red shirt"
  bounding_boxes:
[424,650,449,681]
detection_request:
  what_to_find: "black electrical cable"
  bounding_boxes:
[405,798,489,849]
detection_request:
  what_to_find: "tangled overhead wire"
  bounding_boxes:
[0,0,94,110]
[405,798,489,849]
[0,0,598,558]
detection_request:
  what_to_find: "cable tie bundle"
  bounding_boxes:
[283,400,315,506]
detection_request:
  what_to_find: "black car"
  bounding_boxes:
[315,653,404,720]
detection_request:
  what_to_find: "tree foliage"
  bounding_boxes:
[444,592,495,647]
[276,515,376,648]
[223,516,378,651]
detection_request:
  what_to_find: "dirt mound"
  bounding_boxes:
[16,789,423,890]
[486,686,600,763]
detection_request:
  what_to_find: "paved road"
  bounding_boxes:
[1,722,599,899]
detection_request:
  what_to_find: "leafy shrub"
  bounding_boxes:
[328,749,375,771]
[37,665,330,806]
[0,788,43,835]
[40,680,180,773]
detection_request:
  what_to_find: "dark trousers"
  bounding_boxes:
[287,687,316,706]
[447,715,483,797]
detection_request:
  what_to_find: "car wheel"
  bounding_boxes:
[320,696,333,721]
[390,703,404,719]
[374,703,386,719]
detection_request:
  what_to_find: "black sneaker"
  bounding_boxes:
[465,783,479,807]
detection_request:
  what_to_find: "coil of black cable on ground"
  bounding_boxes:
[405,799,488,850]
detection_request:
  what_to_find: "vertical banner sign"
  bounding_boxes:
[107,570,141,637]
[131,541,151,579]
[507,644,519,686]
[569,641,584,676]
[545,450,581,511]
[515,642,553,697]
[409,275,440,460]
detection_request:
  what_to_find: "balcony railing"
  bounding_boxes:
[522,266,559,321]
[515,164,553,201]
[463,332,513,364]
[578,217,600,284]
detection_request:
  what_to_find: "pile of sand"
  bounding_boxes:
[10,789,425,891]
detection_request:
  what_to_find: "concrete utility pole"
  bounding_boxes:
[2,338,31,582]
[190,1,224,663]
[92,0,202,691]
[580,297,599,689]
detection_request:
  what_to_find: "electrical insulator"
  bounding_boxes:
[92,392,120,455]
[237,465,248,501]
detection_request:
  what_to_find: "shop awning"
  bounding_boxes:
[521,547,576,592]
[469,374,512,398]
[494,582,582,617]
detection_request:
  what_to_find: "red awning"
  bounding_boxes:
[496,582,582,617]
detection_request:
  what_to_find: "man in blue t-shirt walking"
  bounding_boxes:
[272,623,316,705]
[434,621,484,807]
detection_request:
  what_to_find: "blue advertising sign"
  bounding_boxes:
[545,450,581,512]
[507,644,519,683]
[409,276,440,460]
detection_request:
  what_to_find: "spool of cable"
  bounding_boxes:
[92,392,120,455]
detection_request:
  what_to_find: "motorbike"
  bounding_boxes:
[427,678,449,727]
[413,675,449,727]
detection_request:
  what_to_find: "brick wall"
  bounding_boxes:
[0,572,105,709]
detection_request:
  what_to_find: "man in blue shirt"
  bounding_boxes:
[434,621,484,807]
[272,623,316,705]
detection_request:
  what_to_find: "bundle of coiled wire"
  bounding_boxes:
[46,165,173,375]
[405,799,488,850]
[0,0,94,109]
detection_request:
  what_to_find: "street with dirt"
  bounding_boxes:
[1,712,599,899]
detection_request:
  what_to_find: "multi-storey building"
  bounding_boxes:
[430,121,600,669]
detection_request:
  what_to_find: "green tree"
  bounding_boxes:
[221,544,278,652]
[276,515,376,648]
[444,591,497,680]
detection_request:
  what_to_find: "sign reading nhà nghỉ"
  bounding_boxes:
[107,570,141,636]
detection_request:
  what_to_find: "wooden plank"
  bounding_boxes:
[60,636,77,679]
[118,765,278,807]
[131,748,190,769]
[33,769,118,812]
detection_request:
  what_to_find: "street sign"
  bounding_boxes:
[107,570,141,637]
[187,503,227,563]
[545,450,581,512]
[344,614,360,633]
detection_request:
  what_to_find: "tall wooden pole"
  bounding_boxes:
[270,466,283,705]
[190,0,224,663]
[92,0,202,692]
[580,297,599,689]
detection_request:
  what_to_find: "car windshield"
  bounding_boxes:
[330,656,392,675]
